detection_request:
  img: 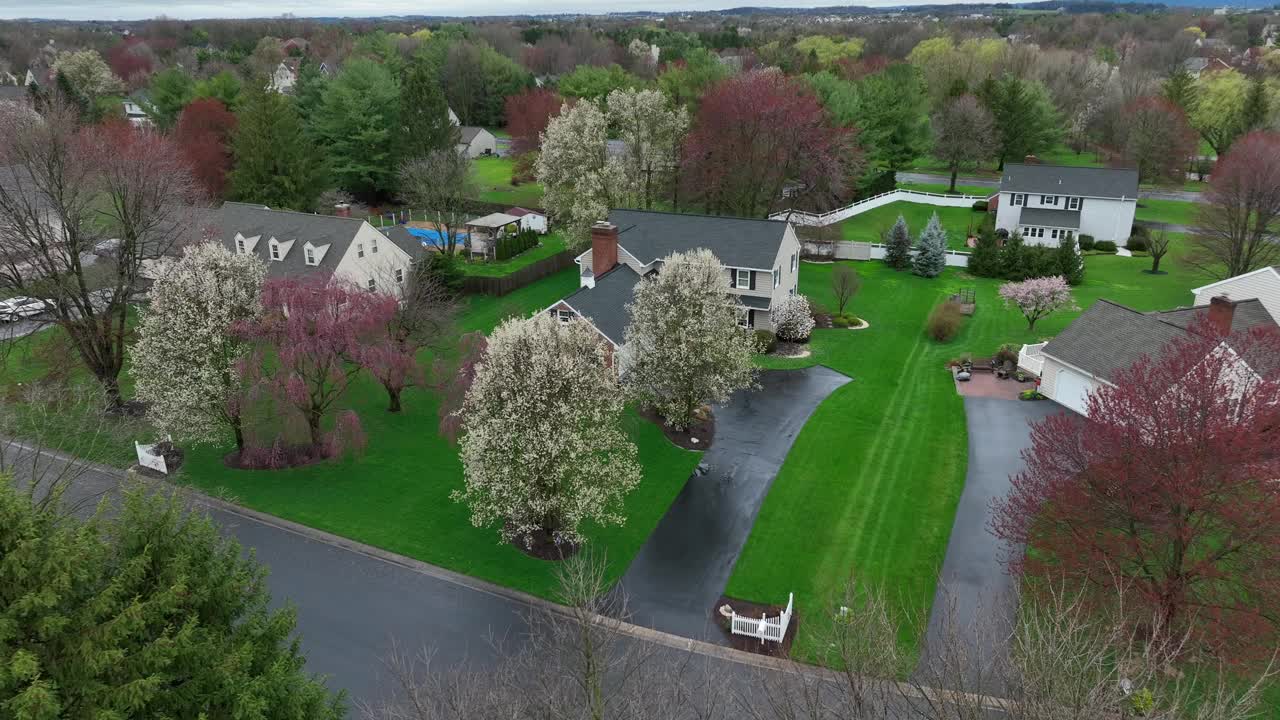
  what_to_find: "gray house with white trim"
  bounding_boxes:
[548,209,801,347]
[995,164,1138,246]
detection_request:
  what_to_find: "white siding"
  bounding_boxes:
[1192,267,1280,322]
[331,223,414,295]
[995,192,1136,245]
[1039,355,1112,416]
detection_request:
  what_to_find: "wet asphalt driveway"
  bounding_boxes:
[917,396,1060,678]
[614,366,851,643]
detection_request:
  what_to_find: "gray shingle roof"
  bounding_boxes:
[459,126,487,145]
[380,225,430,262]
[1019,207,1081,229]
[609,209,789,270]
[218,201,367,279]
[562,265,642,345]
[1001,163,1139,200]
[737,295,771,311]
[0,85,27,101]
[1042,298,1277,381]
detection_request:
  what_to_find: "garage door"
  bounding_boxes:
[1054,367,1098,416]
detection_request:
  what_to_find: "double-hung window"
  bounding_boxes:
[735,269,750,288]
[304,247,316,265]
[1011,193,1025,206]
[1041,195,1058,206]
[371,237,379,254]
[395,267,404,284]
[772,268,780,289]
[1067,196,1081,210]
[790,252,797,273]
[357,243,365,258]
[235,238,245,254]
[269,242,280,261]
[367,277,376,291]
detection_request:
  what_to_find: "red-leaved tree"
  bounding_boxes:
[681,69,860,217]
[1114,96,1198,186]
[991,316,1280,663]
[505,87,564,156]
[1191,131,1280,279]
[236,277,394,459]
[173,98,237,199]
[106,39,154,90]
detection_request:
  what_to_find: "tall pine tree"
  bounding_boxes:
[883,214,913,270]
[1056,235,1085,285]
[400,57,459,160]
[978,74,1061,169]
[912,212,948,278]
[229,81,328,211]
[1163,66,1199,116]
[1240,76,1269,135]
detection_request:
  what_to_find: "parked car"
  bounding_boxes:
[0,296,52,322]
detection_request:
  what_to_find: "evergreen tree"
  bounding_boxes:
[0,483,346,719]
[309,57,402,198]
[883,214,913,270]
[912,212,948,278]
[1055,235,1085,285]
[978,74,1061,169]
[293,57,329,124]
[1240,76,1269,134]
[229,81,328,210]
[968,227,1002,277]
[400,57,460,161]
[1163,65,1199,116]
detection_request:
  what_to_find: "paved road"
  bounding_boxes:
[615,366,851,643]
[916,397,1059,685]
[897,171,1205,203]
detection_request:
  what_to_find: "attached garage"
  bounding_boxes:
[1051,364,1100,416]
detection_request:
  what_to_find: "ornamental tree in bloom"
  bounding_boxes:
[622,248,759,430]
[454,312,642,550]
[354,268,458,413]
[991,319,1280,663]
[132,243,266,451]
[535,100,630,245]
[236,277,395,455]
[998,275,1077,330]
[771,293,816,342]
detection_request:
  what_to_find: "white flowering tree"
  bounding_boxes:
[454,312,642,551]
[535,100,631,245]
[622,248,759,430]
[131,243,266,451]
[912,212,948,278]
[771,294,816,342]
[606,88,690,209]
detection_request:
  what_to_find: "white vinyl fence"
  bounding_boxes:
[1018,342,1048,376]
[802,241,971,268]
[770,189,992,227]
[729,593,794,644]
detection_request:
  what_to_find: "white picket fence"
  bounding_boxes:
[729,593,794,644]
[770,189,992,227]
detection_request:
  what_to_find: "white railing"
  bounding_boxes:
[1018,342,1048,376]
[771,190,993,227]
[729,592,794,644]
[803,240,972,268]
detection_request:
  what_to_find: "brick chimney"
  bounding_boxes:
[334,203,351,218]
[591,221,618,278]
[1208,295,1236,335]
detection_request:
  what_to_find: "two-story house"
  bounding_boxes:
[995,163,1139,247]
[547,210,801,350]
[219,202,423,294]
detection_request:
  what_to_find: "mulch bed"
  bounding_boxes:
[772,341,811,358]
[508,525,581,561]
[812,311,834,329]
[638,406,714,451]
[713,594,798,658]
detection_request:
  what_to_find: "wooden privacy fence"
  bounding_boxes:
[462,249,576,297]
[729,593,794,644]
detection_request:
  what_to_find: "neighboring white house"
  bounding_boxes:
[995,163,1139,247]
[122,98,151,127]
[457,126,497,158]
[549,209,801,345]
[219,202,423,295]
[1035,296,1276,416]
[507,206,548,234]
[269,59,300,94]
[1191,266,1280,322]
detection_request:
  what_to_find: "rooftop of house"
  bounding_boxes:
[562,264,643,346]
[459,126,489,144]
[506,206,543,218]
[1000,163,1139,200]
[1042,298,1277,381]
[0,85,28,101]
[607,208,791,269]
[1019,207,1081,228]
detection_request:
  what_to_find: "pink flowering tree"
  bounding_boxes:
[236,277,394,457]
[998,275,1078,330]
[354,270,459,413]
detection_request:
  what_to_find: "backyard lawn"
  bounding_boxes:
[836,200,986,250]
[472,156,544,207]
[726,239,1214,665]
[461,233,569,278]
[1134,198,1199,228]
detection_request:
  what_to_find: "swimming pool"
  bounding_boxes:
[405,226,469,247]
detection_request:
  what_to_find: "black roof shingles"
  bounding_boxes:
[1001,163,1139,200]
[218,201,368,279]
[1043,298,1277,381]
[562,265,642,346]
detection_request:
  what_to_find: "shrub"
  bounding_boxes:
[926,300,964,342]
[1094,240,1117,253]
[1018,389,1046,401]
[1056,236,1085,285]
[771,294,816,342]
[1077,234,1095,251]
[753,329,777,354]
[832,315,851,328]
[1126,235,1149,251]
[972,199,989,212]
[996,343,1020,366]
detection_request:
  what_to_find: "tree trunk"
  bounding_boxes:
[949,166,958,193]
[231,415,245,453]
[1151,255,1162,274]
[386,386,402,413]
[307,408,324,454]
[100,374,123,411]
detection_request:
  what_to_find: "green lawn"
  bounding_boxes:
[726,240,1214,665]
[1135,198,1199,228]
[471,156,544,208]
[461,233,568,278]
[837,201,987,250]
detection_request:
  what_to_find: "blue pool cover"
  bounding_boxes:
[405,226,469,247]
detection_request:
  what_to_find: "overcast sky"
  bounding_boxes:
[1,0,953,22]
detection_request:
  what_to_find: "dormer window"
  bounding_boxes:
[269,241,281,261]
[305,246,316,265]
[235,238,245,254]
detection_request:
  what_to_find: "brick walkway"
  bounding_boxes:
[952,369,1027,401]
